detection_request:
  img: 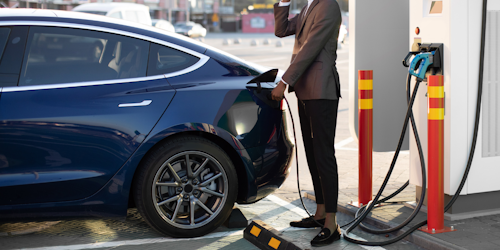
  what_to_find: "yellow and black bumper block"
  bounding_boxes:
[243,220,302,250]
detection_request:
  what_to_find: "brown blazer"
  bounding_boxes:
[274,0,341,100]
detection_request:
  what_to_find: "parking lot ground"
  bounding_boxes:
[0,195,426,250]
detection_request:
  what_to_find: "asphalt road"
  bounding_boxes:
[0,33,425,250]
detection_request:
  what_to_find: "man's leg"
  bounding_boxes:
[298,100,326,219]
[305,99,340,231]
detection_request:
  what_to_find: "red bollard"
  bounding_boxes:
[358,70,373,206]
[420,75,455,234]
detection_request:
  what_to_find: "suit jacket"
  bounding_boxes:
[274,0,341,100]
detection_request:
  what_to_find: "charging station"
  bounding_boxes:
[409,0,500,219]
[351,0,500,220]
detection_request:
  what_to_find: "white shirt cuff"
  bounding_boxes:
[281,79,288,85]
[278,1,291,7]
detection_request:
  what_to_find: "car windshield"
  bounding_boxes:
[75,11,107,16]
[175,23,193,28]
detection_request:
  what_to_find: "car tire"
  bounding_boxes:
[134,136,238,237]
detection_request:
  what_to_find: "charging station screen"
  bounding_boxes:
[429,1,443,14]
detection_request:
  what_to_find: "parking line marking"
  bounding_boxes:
[13,227,311,250]
[335,137,354,148]
[266,195,309,218]
[13,231,242,250]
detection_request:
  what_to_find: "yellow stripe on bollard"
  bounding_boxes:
[358,79,373,90]
[359,99,373,109]
[250,226,262,237]
[428,86,444,98]
[428,108,444,120]
[268,237,281,249]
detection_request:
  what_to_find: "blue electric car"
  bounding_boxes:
[0,9,294,237]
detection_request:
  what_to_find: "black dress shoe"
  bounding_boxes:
[289,217,325,228]
[311,225,341,247]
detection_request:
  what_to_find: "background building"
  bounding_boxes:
[1,0,348,32]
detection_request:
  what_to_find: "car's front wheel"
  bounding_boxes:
[134,136,238,237]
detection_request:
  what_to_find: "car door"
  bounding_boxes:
[0,25,176,205]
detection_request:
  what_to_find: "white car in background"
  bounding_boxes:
[73,3,152,26]
[339,23,348,44]
[152,19,175,33]
[174,22,207,38]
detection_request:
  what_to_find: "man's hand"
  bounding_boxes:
[271,80,286,101]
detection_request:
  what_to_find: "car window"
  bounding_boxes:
[19,26,149,86]
[109,11,123,19]
[125,10,138,22]
[0,27,11,62]
[147,43,200,76]
[136,11,149,24]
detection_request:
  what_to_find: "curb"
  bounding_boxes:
[305,191,466,250]
[244,220,302,250]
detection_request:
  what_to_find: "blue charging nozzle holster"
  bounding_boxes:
[409,52,434,80]
[402,43,444,81]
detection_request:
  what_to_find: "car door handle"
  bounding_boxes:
[118,100,152,108]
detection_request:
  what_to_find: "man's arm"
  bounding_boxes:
[281,1,341,87]
[274,1,298,38]
[271,1,295,101]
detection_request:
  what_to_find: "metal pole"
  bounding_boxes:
[186,0,190,22]
[203,0,207,26]
[427,74,444,233]
[418,75,453,234]
[358,70,373,206]
[168,0,172,22]
[232,0,236,32]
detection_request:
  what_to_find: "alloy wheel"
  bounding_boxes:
[151,151,228,229]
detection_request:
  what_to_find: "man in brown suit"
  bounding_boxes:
[271,0,342,246]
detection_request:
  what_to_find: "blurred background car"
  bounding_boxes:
[174,22,207,38]
[73,2,152,26]
[152,19,175,33]
[339,22,348,44]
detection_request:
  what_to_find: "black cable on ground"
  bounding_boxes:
[343,79,428,246]
[354,74,426,236]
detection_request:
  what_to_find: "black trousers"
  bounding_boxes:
[298,99,339,213]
